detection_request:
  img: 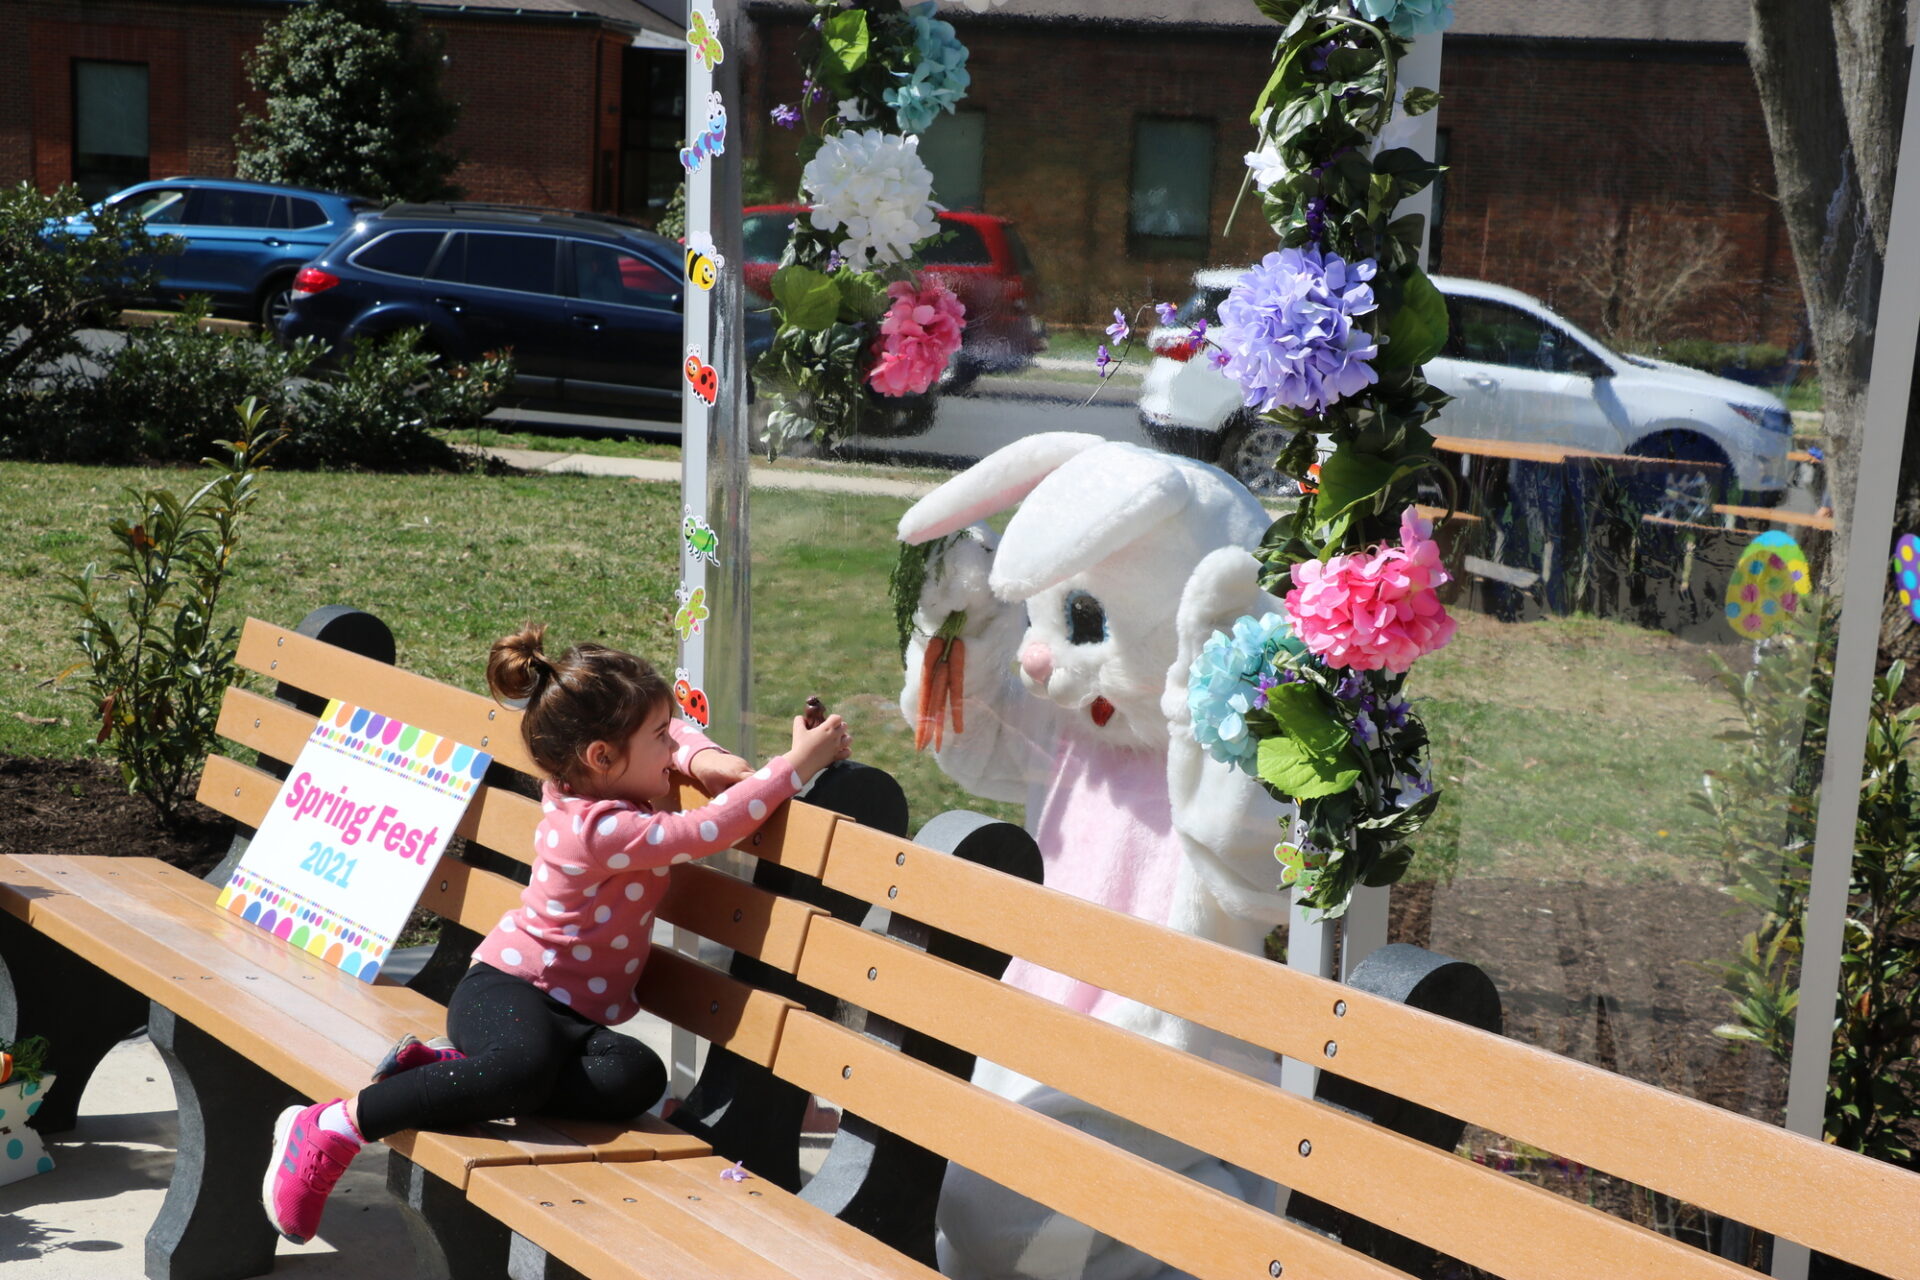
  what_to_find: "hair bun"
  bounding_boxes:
[487,624,556,703]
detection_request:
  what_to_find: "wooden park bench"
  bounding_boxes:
[4,607,1919,1280]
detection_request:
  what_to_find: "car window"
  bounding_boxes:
[352,231,446,278]
[918,220,992,266]
[572,242,677,307]
[1178,286,1229,327]
[189,189,277,229]
[742,214,793,264]
[1005,226,1037,281]
[285,198,329,229]
[434,232,560,294]
[1443,297,1570,371]
[119,188,191,225]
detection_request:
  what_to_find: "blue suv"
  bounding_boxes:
[67,177,374,328]
[281,204,768,418]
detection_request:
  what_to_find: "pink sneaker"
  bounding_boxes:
[262,1100,359,1244]
[371,1033,464,1082]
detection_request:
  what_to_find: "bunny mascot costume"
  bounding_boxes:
[897,433,1299,1280]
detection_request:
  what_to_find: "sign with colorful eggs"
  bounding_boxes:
[217,700,490,983]
[1725,531,1812,639]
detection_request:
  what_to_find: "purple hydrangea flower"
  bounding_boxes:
[1217,246,1379,414]
[1106,308,1130,343]
[770,103,801,130]
[1155,301,1180,326]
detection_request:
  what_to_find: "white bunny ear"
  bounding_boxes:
[896,432,1105,545]
[991,443,1195,598]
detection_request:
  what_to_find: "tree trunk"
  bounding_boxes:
[1748,0,1894,592]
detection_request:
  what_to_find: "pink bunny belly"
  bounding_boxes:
[1002,737,1179,1020]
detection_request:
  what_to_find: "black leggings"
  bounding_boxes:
[355,962,666,1142]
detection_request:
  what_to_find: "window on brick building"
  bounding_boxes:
[1129,117,1213,258]
[1427,128,1450,273]
[72,61,150,203]
[921,110,986,212]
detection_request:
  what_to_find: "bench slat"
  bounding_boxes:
[656,863,826,975]
[773,1010,1419,1280]
[795,915,1753,1280]
[467,1161,812,1280]
[634,947,801,1069]
[235,617,540,777]
[814,821,1920,1278]
[566,1156,938,1280]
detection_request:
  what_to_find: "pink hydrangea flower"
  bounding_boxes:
[1284,507,1457,673]
[868,277,966,397]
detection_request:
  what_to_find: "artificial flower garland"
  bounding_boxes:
[1178,0,1457,915]
[757,1,974,452]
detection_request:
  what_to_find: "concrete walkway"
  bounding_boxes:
[483,446,941,500]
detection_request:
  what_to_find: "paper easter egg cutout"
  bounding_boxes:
[1895,534,1920,623]
[1725,531,1811,639]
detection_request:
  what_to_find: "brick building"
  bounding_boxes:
[1,0,690,219]
[738,0,1801,347]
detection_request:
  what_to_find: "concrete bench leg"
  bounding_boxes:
[0,912,150,1135]
[147,1004,294,1280]
[507,1233,591,1280]
[387,1152,512,1280]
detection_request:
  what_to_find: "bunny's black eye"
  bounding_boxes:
[1065,590,1107,645]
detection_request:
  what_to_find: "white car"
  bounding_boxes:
[1137,270,1793,516]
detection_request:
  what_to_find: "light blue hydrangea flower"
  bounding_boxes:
[1187,612,1302,775]
[886,5,972,135]
[1217,246,1379,415]
[1352,0,1454,37]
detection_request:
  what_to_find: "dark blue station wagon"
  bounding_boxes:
[281,205,762,417]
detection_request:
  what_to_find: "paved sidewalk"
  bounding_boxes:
[484,446,940,500]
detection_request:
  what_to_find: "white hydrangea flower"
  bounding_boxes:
[801,129,942,267]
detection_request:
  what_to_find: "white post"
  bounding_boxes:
[1769,41,1920,1280]
[667,0,750,1101]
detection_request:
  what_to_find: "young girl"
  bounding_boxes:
[263,625,851,1244]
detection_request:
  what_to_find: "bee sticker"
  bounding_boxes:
[684,347,719,406]
[673,669,711,727]
[687,6,724,71]
[682,508,720,566]
[679,93,727,174]
[685,236,724,292]
[674,585,709,641]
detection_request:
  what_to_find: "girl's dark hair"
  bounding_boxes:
[486,625,672,790]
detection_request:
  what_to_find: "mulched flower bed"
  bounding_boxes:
[0,756,231,876]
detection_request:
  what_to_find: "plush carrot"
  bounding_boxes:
[0,1051,11,1086]
[929,648,952,752]
[916,636,947,752]
[947,638,966,735]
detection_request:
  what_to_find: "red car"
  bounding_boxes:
[742,205,1046,390]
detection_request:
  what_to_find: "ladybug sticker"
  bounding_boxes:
[674,668,711,727]
[684,348,719,405]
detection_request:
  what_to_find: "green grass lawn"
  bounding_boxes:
[4,458,1738,883]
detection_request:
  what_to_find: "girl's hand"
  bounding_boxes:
[689,750,755,794]
[789,713,852,778]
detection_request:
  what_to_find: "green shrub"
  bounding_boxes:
[1656,339,1790,374]
[284,328,512,470]
[83,302,319,463]
[0,182,177,390]
[1705,605,1920,1164]
[56,399,283,824]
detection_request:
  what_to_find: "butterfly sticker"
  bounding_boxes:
[674,585,709,641]
[1273,841,1323,895]
[685,236,724,291]
[673,668,711,727]
[682,508,720,566]
[684,347,719,406]
[687,7,724,71]
[679,93,728,174]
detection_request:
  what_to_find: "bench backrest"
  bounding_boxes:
[200,617,1920,1280]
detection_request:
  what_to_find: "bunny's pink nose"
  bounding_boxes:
[1019,641,1054,685]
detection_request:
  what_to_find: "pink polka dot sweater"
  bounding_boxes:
[470,724,803,1025]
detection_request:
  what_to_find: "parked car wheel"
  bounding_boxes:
[940,353,983,397]
[257,273,298,331]
[1218,415,1296,497]
[1627,431,1730,523]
